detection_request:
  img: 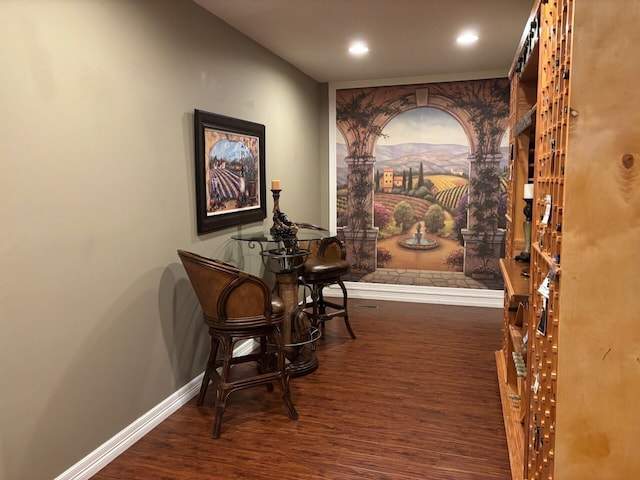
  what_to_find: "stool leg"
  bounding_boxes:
[273,328,298,420]
[317,286,326,315]
[316,285,327,333]
[198,335,220,406]
[260,335,274,392]
[212,336,232,439]
[337,279,356,339]
[309,283,321,330]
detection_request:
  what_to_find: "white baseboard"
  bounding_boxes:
[54,342,254,480]
[326,281,502,309]
[53,374,203,480]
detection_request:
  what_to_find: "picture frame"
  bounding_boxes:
[193,109,266,234]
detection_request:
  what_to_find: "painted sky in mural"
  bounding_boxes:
[337,108,508,185]
[378,108,469,145]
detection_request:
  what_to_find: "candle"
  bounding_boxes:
[271,179,281,190]
[523,183,534,199]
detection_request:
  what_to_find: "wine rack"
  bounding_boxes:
[525,1,570,475]
[499,1,640,479]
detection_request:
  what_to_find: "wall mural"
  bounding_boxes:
[335,78,510,290]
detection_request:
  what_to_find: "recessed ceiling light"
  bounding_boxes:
[456,31,479,45]
[348,41,369,56]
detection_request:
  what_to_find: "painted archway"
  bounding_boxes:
[336,78,509,282]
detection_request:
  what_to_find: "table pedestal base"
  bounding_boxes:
[288,344,319,378]
[276,272,319,378]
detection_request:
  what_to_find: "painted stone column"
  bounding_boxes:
[462,154,505,278]
[341,155,379,273]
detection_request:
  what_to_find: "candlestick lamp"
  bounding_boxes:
[515,183,534,262]
[269,180,299,251]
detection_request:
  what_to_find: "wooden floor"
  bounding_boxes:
[92,299,511,480]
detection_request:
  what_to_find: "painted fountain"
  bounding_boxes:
[398,222,439,251]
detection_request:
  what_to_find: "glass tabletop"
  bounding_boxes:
[231,229,334,243]
[232,228,334,274]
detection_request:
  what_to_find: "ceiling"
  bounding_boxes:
[193,0,534,83]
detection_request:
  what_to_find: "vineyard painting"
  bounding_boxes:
[194,110,266,234]
[335,79,509,289]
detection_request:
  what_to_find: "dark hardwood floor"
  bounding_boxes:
[92,299,510,479]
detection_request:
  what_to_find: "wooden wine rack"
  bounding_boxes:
[497,3,539,478]
[525,1,570,477]
[500,1,640,479]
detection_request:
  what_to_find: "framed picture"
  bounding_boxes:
[194,109,266,234]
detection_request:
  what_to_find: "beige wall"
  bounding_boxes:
[0,1,325,479]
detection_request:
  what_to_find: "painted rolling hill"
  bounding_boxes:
[336,142,508,185]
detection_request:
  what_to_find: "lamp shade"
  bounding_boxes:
[524,183,534,199]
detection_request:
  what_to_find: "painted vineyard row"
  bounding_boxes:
[434,175,508,211]
[426,174,468,192]
[336,175,507,220]
[374,193,433,219]
[435,184,468,211]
